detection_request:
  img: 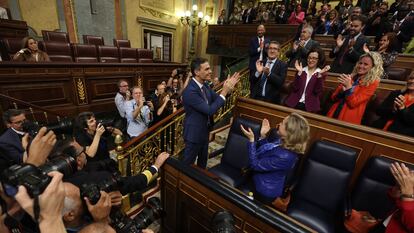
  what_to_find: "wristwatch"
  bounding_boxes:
[400,193,414,199]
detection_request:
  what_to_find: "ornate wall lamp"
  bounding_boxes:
[177,4,210,61]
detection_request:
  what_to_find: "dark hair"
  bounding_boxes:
[307,48,326,68]
[21,36,36,49]
[191,57,208,77]
[117,79,129,88]
[350,14,367,26]
[49,137,78,160]
[2,109,25,124]
[76,111,95,130]
[269,40,281,47]
[376,32,398,53]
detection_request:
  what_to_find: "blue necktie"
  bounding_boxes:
[259,61,273,96]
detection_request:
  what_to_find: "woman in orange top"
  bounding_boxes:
[372,71,414,137]
[327,52,383,124]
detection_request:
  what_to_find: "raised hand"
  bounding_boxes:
[363,43,370,53]
[336,35,345,48]
[85,191,112,222]
[338,74,353,91]
[390,162,414,196]
[293,41,299,50]
[294,60,303,73]
[95,123,106,137]
[260,118,271,138]
[256,60,264,73]
[320,65,331,74]
[394,95,406,111]
[240,124,255,142]
[26,127,57,166]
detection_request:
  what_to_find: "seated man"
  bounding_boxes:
[251,40,288,104]
[125,86,154,138]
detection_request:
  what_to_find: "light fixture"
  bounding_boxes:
[177,4,210,62]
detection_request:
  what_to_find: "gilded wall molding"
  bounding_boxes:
[75,77,88,105]
[138,5,173,20]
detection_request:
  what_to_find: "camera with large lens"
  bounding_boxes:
[22,118,73,138]
[80,172,122,205]
[211,210,236,233]
[111,197,164,233]
[96,118,114,128]
[1,156,77,197]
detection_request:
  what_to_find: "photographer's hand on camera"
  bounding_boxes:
[25,127,57,166]
[108,191,123,207]
[14,171,66,233]
[85,191,112,223]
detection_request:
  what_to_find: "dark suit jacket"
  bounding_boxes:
[251,59,288,104]
[284,70,326,112]
[249,36,270,87]
[330,34,368,74]
[182,79,224,144]
[372,90,414,137]
[242,8,257,24]
[395,19,414,53]
[0,128,24,165]
[285,39,320,67]
[275,11,289,24]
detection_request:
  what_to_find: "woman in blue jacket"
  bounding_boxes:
[240,112,310,204]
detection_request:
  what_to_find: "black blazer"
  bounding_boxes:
[275,11,289,24]
[0,128,24,165]
[395,19,414,53]
[372,90,414,137]
[285,39,320,67]
[330,34,368,74]
[251,59,288,104]
[242,8,257,24]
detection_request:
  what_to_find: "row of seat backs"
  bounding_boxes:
[41,30,131,48]
[209,117,408,233]
[0,37,152,63]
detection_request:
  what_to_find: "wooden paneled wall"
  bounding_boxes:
[0,62,186,119]
[233,97,414,188]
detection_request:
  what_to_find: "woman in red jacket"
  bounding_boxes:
[327,52,383,124]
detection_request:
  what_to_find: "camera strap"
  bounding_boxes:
[33,195,40,224]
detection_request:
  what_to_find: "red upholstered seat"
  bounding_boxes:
[0,38,22,60]
[83,35,104,46]
[39,41,73,62]
[72,44,98,63]
[137,48,153,63]
[97,45,119,63]
[119,47,137,63]
[113,39,131,48]
[41,30,70,43]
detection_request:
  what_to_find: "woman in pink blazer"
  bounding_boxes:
[288,4,305,25]
[285,48,331,113]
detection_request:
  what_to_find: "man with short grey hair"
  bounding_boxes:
[285,25,320,67]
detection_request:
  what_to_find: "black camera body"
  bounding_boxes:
[96,119,114,128]
[22,118,73,138]
[80,172,122,205]
[1,156,77,197]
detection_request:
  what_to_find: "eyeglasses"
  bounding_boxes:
[268,47,280,51]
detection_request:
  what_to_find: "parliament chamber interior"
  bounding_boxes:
[0,0,413,232]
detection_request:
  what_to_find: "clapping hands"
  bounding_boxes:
[260,118,271,139]
[222,72,240,96]
[338,74,353,91]
[240,124,255,142]
[336,35,345,48]
[394,95,406,111]
[294,60,303,73]
[390,162,414,197]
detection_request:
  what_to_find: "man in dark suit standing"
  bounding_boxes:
[242,1,256,24]
[251,41,288,104]
[330,15,368,74]
[249,24,270,96]
[182,58,240,169]
[285,25,320,67]
[392,5,414,53]
[0,109,26,165]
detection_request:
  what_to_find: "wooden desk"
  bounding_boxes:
[0,19,28,38]
[0,62,186,118]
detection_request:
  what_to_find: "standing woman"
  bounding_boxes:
[13,36,50,62]
[285,48,331,113]
[327,52,383,124]
[288,4,305,25]
[240,113,310,205]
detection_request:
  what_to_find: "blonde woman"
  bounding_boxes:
[240,113,310,205]
[327,52,383,124]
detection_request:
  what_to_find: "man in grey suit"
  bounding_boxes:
[285,25,320,67]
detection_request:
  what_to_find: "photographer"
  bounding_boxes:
[125,86,154,138]
[167,68,186,96]
[74,112,122,171]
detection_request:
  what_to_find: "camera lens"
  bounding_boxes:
[40,156,77,176]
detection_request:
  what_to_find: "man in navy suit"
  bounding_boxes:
[0,109,26,166]
[182,57,240,168]
[249,24,270,95]
[251,41,288,104]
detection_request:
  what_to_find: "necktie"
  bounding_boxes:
[339,37,354,65]
[201,86,208,104]
[259,60,273,96]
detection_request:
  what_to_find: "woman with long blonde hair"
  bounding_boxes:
[327,52,383,124]
[240,113,310,205]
